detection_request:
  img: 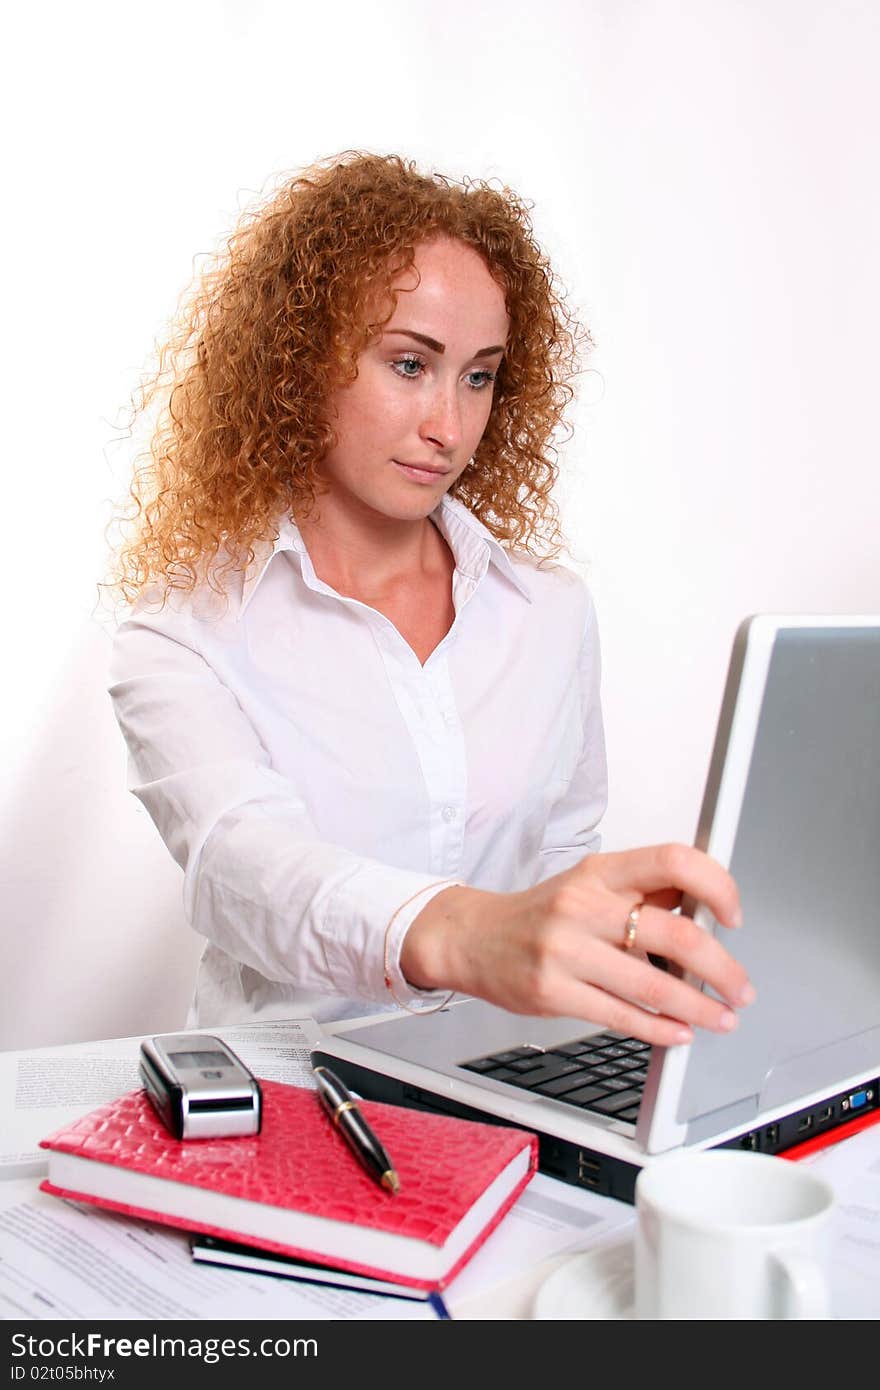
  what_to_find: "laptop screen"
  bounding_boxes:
[665,621,880,1145]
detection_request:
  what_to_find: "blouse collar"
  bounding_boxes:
[240,493,532,614]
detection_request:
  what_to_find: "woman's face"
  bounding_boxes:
[319,237,509,526]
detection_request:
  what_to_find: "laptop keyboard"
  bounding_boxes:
[461,1030,652,1124]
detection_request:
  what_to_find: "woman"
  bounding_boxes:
[107,151,753,1042]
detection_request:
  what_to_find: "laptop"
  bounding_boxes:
[312,615,880,1203]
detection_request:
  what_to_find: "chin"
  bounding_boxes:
[371,487,448,523]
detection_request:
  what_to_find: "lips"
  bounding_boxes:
[393,459,451,482]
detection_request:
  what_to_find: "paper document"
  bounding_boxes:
[804,1119,880,1319]
[443,1170,634,1316]
[0,1167,632,1323]
[0,1180,434,1321]
[0,1020,322,1179]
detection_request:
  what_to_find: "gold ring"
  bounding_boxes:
[622,902,643,951]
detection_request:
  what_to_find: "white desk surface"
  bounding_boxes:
[3,1019,879,1321]
[0,1019,636,1321]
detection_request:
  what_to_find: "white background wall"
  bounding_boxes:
[2,1,877,1049]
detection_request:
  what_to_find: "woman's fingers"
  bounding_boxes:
[594,901,755,1013]
[532,848,755,1038]
[407,852,754,1045]
[537,976,697,1048]
[580,843,742,931]
[642,887,683,913]
[547,923,750,1046]
[576,920,749,1034]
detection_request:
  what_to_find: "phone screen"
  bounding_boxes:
[167,1050,233,1069]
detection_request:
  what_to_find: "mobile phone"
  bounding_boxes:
[139,1033,262,1139]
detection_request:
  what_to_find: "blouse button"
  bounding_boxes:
[441,805,457,823]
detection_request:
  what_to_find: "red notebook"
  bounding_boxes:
[39,1081,537,1292]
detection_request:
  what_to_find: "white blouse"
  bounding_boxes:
[108,494,607,1028]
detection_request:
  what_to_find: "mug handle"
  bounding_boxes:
[772,1250,830,1319]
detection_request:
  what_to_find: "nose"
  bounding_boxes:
[419,382,462,453]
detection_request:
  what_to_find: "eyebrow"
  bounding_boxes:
[385,329,505,358]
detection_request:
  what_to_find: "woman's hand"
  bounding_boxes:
[400,844,754,1047]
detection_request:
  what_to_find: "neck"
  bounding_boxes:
[296,492,448,599]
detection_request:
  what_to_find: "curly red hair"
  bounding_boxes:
[107,151,590,603]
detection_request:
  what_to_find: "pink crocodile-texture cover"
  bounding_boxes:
[39,1081,537,1291]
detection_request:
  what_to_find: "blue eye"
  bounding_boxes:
[391,355,425,379]
[466,370,497,391]
[389,356,496,390]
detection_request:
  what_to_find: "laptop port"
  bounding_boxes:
[578,1152,601,1175]
[577,1152,602,1189]
[817,1105,834,1123]
[739,1131,758,1151]
[764,1123,779,1146]
[797,1114,814,1134]
[841,1089,870,1113]
[578,1169,601,1190]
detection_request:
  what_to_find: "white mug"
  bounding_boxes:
[634,1149,835,1319]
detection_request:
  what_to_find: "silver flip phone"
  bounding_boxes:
[139,1033,262,1139]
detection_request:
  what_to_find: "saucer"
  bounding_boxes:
[532,1238,635,1319]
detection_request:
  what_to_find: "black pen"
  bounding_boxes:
[312,1065,401,1194]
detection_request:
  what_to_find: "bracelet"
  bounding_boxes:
[383,880,458,1015]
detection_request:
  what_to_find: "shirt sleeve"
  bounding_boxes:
[108,605,455,1009]
[534,593,608,881]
